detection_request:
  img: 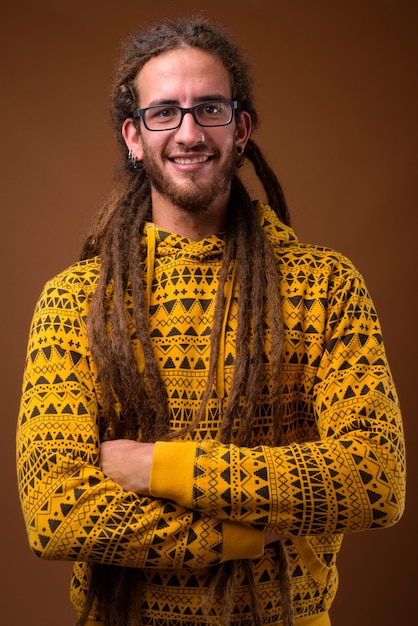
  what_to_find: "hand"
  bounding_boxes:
[100,439,155,495]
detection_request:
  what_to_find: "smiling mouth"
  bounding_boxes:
[171,155,211,165]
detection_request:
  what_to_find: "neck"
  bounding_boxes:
[150,188,230,241]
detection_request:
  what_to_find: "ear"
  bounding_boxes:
[234,110,252,152]
[122,117,144,160]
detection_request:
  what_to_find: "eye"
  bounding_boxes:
[202,103,223,116]
[148,106,178,121]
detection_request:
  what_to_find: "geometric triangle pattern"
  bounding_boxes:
[16,202,405,624]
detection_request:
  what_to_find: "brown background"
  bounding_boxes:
[1,1,416,624]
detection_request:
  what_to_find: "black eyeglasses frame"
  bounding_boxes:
[131,100,239,131]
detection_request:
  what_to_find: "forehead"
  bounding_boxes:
[135,47,232,106]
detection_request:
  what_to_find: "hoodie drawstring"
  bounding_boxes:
[216,263,236,417]
[137,224,157,374]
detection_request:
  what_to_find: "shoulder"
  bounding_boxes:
[36,258,102,314]
[283,240,358,273]
[44,257,101,292]
[257,201,362,287]
[279,238,363,290]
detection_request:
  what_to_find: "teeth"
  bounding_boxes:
[173,156,209,164]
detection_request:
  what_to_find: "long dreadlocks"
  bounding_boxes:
[77,15,294,626]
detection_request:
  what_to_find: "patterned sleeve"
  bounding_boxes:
[150,267,406,536]
[16,273,263,569]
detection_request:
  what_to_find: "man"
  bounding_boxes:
[17,16,405,626]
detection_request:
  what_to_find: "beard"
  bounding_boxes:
[139,141,237,214]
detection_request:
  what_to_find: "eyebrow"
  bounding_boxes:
[145,94,230,107]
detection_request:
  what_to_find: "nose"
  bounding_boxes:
[174,111,204,146]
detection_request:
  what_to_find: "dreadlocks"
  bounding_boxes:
[77,15,294,626]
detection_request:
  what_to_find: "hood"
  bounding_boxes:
[143,201,298,264]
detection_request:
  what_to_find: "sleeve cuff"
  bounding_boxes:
[150,440,197,507]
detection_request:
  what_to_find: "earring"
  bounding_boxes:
[128,149,139,170]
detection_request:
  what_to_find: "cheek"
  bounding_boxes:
[145,136,170,160]
[208,129,235,155]
[136,132,166,161]
[221,135,236,158]
[223,128,238,150]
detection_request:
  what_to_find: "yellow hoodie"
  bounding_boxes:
[17,202,405,625]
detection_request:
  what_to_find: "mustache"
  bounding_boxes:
[165,144,221,158]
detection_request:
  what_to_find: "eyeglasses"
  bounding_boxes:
[132,100,238,131]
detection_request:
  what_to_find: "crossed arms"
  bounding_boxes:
[17,263,406,571]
